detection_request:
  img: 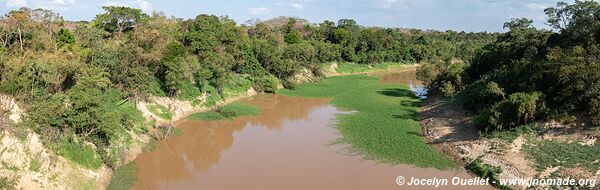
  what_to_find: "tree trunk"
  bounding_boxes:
[18,27,23,51]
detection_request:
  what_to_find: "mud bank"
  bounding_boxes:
[420,96,600,189]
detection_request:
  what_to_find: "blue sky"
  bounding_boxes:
[0,0,578,32]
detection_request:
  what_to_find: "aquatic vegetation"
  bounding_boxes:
[279,75,456,169]
[335,62,409,74]
[188,103,261,121]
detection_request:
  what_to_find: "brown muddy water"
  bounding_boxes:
[133,71,491,190]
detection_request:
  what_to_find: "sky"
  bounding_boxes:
[0,0,580,32]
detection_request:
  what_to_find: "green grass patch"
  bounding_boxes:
[177,81,202,101]
[524,139,600,171]
[466,158,510,189]
[115,101,146,127]
[485,124,540,142]
[335,62,408,74]
[278,75,456,169]
[29,153,42,172]
[188,102,260,121]
[107,162,137,190]
[146,104,173,120]
[202,84,223,107]
[222,74,253,99]
[58,140,102,170]
[466,158,502,182]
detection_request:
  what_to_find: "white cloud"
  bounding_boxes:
[102,0,153,13]
[248,7,270,15]
[33,0,76,9]
[103,1,127,7]
[6,0,78,10]
[276,2,305,11]
[6,0,28,7]
[379,0,423,11]
[135,0,152,12]
[289,3,304,11]
[525,3,547,11]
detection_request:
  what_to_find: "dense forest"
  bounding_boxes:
[0,6,496,169]
[418,1,600,133]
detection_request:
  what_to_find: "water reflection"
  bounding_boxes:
[374,70,428,99]
[133,95,332,189]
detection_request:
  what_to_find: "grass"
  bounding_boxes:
[278,74,456,169]
[107,162,137,190]
[146,103,173,120]
[58,140,102,170]
[485,124,540,142]
[142,138,159,153]
[466,159,510,189]
[524,139,600,171]
[335,62,409,74]
[29,153,42,172]
[177,81,202,101]
[188,102,260,121]
[202,84,223,107]
[222,74,253,99]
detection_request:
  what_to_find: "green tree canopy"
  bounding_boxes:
[93,6,149,33]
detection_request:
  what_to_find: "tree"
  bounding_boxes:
[6,8,32,51]
[284,30,301,44]
[74,26,105,48]
[56,28,75,48]
[93,6,149,33]
[503,18,534,31]
[284,18,302,44]
[332,28,350,45]
[160,42,197,95]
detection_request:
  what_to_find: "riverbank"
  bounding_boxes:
[105,62,420,189]
[0,62,420,190]
[420,96,600,189]
[139,62,419,128]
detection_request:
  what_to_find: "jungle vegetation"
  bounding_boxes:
[418,1,600,133]
[0,6,495,168]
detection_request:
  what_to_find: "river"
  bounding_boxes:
[132,70,491,190]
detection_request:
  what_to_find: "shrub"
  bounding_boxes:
[188,103,260,121]
[176,81,202,101]
[416,60,467,96]
[222,74,253,98]
[58,139,102,170]
[462,80,506,111]
[56,28,76,48]
[467,158,502,183]
[440,81,456,97]
[475,92,543,132]
[589,98,600,126]
[309,63,329,78]
[107,162,137,190]
[282,79,297,90]
[202,84,223,107]
[250,74,280,93]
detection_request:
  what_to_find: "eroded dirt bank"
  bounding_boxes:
[420,96,600,189]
